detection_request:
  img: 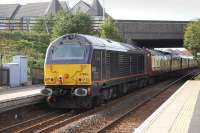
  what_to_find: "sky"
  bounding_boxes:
[0,0,200,21]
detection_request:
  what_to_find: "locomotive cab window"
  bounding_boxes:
[51,44,86,60]
[46,40,91,64]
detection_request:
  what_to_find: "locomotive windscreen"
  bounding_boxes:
[46,38,91,64]
[51,44,86,60]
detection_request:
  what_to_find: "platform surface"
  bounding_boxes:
[0,85,43,103]
[134,80,200,133]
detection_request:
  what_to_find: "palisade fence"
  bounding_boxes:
[30,67,44,84]
[0,18,103,33]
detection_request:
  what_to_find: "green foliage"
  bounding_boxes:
[100,16,124,42]
[52,11,93,40]
[0,31,50,44]
[32,15,54,34]
[184,20,200,56]
[0,31,50,68]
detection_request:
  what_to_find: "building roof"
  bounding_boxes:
[71,1,92,14]
[15,2,49,18]
[15,0,67,19]
[0,4,20,19]
[71,0,108,18]
[90,0,103,16]
[45,0,63,15]
[60,1,69,10]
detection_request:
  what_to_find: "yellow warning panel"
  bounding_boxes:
[44,64,92,86]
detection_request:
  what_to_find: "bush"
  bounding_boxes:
[0,31,50,68]
[52,11,93,40]
[0,31,50,44]
[100,16,124,42]
[32,15,55,34]
[184,20,200,56]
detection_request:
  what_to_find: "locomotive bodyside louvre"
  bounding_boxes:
[92,49,146,88]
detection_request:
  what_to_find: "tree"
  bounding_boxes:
[100,16,124,42]
[32,15,54,34]
[184,20,200,56]
[52,11,93,40]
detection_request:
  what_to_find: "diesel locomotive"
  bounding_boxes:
[41,34,197,108]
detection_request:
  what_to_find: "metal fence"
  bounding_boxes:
[0,68,9,86]
[0,18,103,32]
[30,67,44,84]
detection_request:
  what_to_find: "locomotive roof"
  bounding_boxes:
[51,34,145,53]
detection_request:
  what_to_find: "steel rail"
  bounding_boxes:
[0,111,61,133]
[15,112,73,133]
[36,70,199,133]
[1,70,198,133]
[96,70,199,133]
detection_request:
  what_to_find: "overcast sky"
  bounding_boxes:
[0,0,200,21]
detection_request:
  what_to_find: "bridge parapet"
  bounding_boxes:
[115,20,190,47]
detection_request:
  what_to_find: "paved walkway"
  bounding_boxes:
[0,85,43,103]
[135,80,200,133]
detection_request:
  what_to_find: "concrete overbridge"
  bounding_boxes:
[116,20,190,48]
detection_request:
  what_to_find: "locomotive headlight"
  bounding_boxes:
[74,88,88,96]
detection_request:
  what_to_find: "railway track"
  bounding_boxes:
[54,70,199,133]
[0,93,137,133]
[96,70,200,133]
[0,110,65,133]
[0,70,198,133]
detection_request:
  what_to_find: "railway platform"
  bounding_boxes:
[0,85,44,113]
[134,80,200,133]
[0,85,42,93]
